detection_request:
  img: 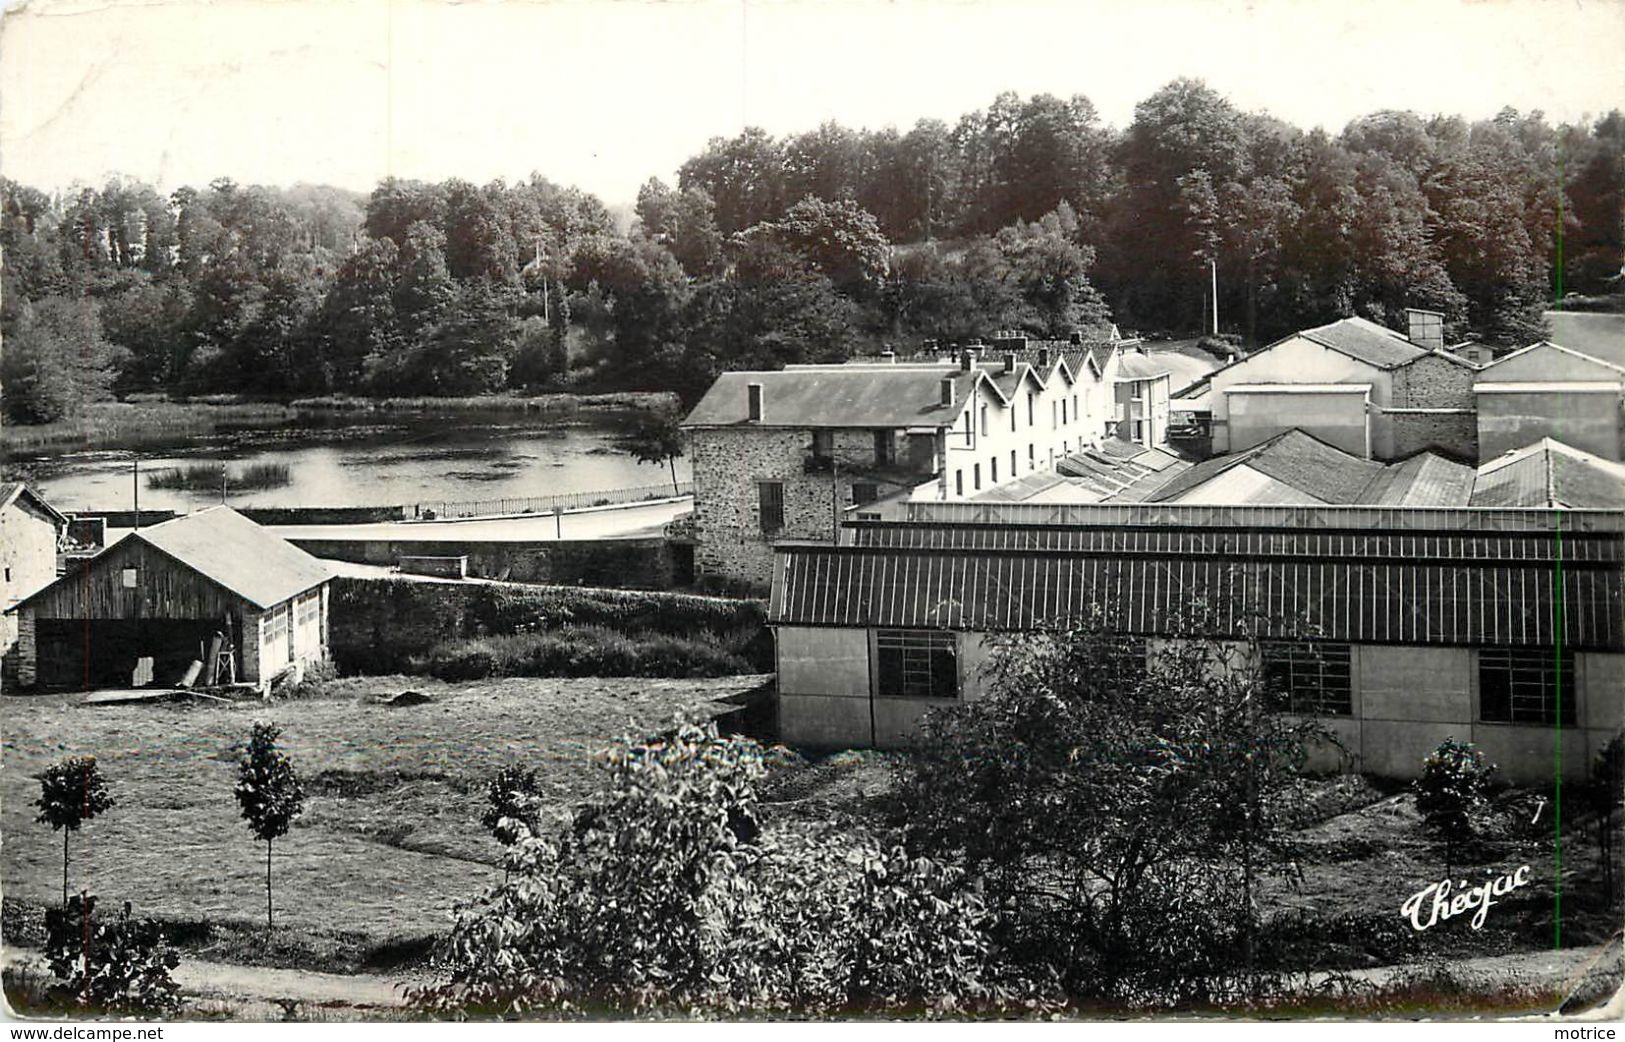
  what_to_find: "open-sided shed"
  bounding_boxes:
[9,507,333,693]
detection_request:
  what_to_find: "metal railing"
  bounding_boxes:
[411,481,693,520]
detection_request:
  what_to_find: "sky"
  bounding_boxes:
[2,0,1623,207]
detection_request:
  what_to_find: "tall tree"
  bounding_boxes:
[234,722,305,930]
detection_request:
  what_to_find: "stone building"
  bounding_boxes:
[8,507,333,694]
[768,502,1625,783]
[0,483,67,691]
[681,353,1115,587]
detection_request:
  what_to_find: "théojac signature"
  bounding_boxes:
[1400,864,1532,931]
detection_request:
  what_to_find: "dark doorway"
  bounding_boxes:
[35,618,219,691]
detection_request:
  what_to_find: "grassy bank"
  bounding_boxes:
[0,674,766,977]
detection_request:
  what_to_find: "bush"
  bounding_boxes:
[43,895,181,1016]
[1196,333,1244,361]
[411,724,1048,1018]
[410,626,754,680]
[1414,737,1495,875]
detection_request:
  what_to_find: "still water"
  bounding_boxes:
[25,413,693,513]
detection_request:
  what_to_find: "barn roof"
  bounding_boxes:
[14,507,331,614]
[772,519,1625,650]
[0,482,68,527]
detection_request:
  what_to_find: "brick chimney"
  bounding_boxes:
[940,377,954,406]
[960,350,972,372]
[1069,331,1083,345]
[1038,347,1050,369]
[1406,308,1444,352]
[747,382,764,423]
[1003,353,1015,373]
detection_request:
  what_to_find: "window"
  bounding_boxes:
[1027,392,1034,427]
[1028,444,1035,470]
[3,567,9,583]
[121,567,138,589]
[973,463,981,490]
[955,470,963,496]
[1480,647,1575,725]
[1051,401,1058,430]
[991,458,999,483]
[980,405,989,437]
[1262,642,1353,716]
[1061,399,1068,425]
[266,603,289,649]
[1073,393,1079,420]
[1010,405,1016,432]
[1133,420,1145,442]
[875,629,959,700]
[873,430,893,466]
[852,482,878,506]
[758,481,785,532]
[963,411,974,447]
[1010,450,1017,476]
[811,429,834,459]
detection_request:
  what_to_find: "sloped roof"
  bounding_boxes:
[1544,311,1625,369]
[1116,353,1172,380]
[13,506,332,614]
[0,483,68,526]
[135,507,333,608]
[1298,316,1429,368]
[682,367,979,429]
[1147,430,1376,504]
[1358,452,1477,507]
[1471,438,1625,509]
[1476,340,1625,379]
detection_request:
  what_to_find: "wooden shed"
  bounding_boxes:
[9,507,334,693]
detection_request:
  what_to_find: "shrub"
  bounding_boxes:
[43,895,181,1015]
[411,724,1046,1018]
[1414,737,1495,876]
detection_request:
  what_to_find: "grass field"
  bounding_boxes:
[0,674,766,972]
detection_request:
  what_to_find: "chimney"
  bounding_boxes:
[1003,353,1015,374]
[940,377,954,406]
[747,382,764,423]
[1069,331,1083,345]
[960,350,972,372]
[1038,347,1050,369]
[1406,308,1444,352]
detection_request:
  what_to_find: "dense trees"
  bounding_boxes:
[2,87,1616,422]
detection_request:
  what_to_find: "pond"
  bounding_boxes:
[19,412,693,513]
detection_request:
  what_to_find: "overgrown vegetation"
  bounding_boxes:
[411,627,753,681]
[147,460,293,492]
[412,723,1049,1018]
[329,577,770,676]
[42,895,182,1016]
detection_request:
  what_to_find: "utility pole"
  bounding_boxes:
[132,458,141,530]
[1210,258,1219,336]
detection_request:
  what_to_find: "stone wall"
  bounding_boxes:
[1391,353,1475,408]
[1381,410,1478,461]
[689,427,930,588]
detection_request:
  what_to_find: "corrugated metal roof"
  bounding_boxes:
[133,507,332,609]
[772,533,1624,650]
[1299,317,1428,368]
[682,368,978,428]
[1359,453,1477,507]
[1472,439,1625,509]
[898,500,1624,533]
[1544,311,1625,368]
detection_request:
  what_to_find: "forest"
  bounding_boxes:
[2,78,1620,424]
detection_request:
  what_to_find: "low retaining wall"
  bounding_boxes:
[290,537,694,590]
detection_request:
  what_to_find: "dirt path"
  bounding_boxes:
[4,946,417,1017]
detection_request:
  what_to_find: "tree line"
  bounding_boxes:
[3,79,1620,424]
